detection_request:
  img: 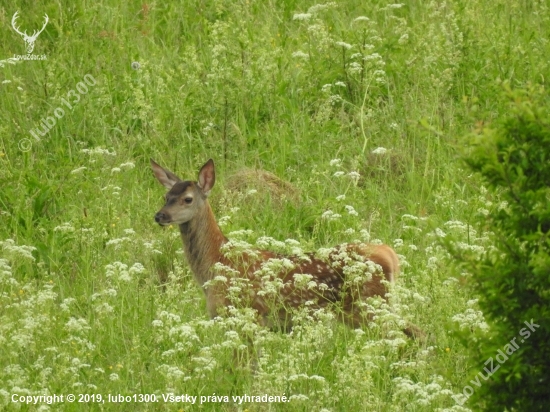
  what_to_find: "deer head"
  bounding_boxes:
[12,11,49,54]
[151,159,216,226]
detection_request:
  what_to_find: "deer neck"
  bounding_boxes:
[179,202,226,286]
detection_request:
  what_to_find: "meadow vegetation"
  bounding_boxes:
[1,0,549,411]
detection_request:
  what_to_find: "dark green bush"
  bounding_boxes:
[458,85,550,411]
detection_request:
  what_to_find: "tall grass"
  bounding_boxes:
[1,0,549,410]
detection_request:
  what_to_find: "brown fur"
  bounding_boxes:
[151,159,423,338]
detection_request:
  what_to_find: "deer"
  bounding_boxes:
[11,11,49,54]
[151,158,423,339]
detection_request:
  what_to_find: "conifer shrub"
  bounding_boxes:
[458,85,550,411]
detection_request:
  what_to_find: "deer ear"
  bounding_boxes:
[197,159,215,195]
[150,159,181,189]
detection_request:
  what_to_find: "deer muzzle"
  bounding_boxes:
[154,211,170,225]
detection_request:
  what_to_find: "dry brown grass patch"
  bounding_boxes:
[225,168,299,205]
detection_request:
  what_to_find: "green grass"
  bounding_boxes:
[1,0,549,411]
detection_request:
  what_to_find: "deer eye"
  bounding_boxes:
[184,197,193,204]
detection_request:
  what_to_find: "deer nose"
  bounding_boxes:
[154,212,165,223]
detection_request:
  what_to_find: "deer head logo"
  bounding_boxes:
[11,11,49,54]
